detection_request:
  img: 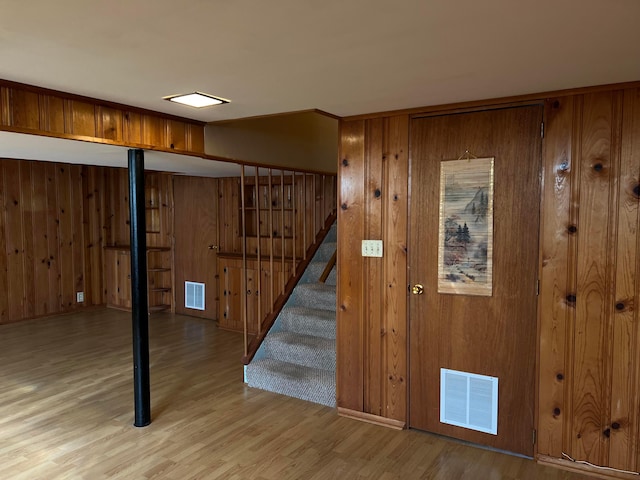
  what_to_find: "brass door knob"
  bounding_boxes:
[412,284,424,295]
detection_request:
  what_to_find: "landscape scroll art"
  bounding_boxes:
[437,157,494,296]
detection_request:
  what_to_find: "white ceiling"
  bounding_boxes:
[1,0,639,123]
[0,131,245,176]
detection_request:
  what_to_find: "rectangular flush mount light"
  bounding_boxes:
[163,92,229,108]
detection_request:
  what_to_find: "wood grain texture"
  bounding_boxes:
[174,176,219,320]
[363,117,384,416]
[538,97,574,457]
[0,80,205,154]
[608,87,640,471]
[337,120,365,411]
[382,115,409,423]
[0,308,591,480]
[571,92,616,464]
[409,106,543,456]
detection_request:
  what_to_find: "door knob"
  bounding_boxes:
[208,245,218,250]
[412,284,424,295]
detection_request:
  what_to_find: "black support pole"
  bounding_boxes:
[128,148,151,427]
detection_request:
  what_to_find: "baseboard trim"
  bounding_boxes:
[337,408,406,430]
[537,454,640,479]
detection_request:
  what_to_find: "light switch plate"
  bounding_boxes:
[76,291,84,303]
[361,240,383,257]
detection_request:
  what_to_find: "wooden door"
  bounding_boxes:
[408,106,543,456]
[174,176,219,320]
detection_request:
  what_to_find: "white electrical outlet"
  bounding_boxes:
[76,292,84,303]
[361,240,383,257]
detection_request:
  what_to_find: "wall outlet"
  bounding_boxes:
[361,239,383,257]
[76,291,84,303]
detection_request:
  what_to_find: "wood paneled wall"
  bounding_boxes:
[538,88,640,474]
[337,115,409,425]
[0,80,204,154]
[0,159,87,322]
[337,82,640,475]
[0,159,175,324]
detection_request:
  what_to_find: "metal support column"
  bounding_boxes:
[128,148,151,427]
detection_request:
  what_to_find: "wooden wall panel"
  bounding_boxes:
[0,159,103,324]
[363,118,384,416]
[337,116,409,424]
[538,96,574,457]
[39,95,65,134]
[382,116,408,423]
[67,100,96,137]
[608,88,640,471]
[571,92,617,464]
[4,160,26,320]
[44,163,61,314]
[20,161,35,319]
[9,89,39,130]
[0,163,7,322]
[82,166,106,305]
[0,80,205,154]
[337,120,365,411]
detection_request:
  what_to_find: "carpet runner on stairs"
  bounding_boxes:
[245,224,336,407]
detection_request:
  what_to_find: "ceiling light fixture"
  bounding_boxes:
[163,92,229,108]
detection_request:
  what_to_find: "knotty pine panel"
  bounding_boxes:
[9,88,39,130]
[3,160,27,321]
[609,88,640,472]
[44,163,62,314]
[97,106,123,142]
[571,92,617,465]
[38,95,65,134]
[141,114,166,148]
[0,159,97,324]
[167,119,186,150]
[537,97,574,458]
[381,116,408,423]
[66,100,96,138]
[57,164,76,309]
[337,120,365,411]
[363,118,384,416]
[0,87,9,126]
[82,166,106,306]
[20,161,35,319]
[0,162,9,322]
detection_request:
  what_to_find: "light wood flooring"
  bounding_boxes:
[0,309,592,479]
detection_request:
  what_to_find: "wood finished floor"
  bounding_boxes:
[0,309,591,480]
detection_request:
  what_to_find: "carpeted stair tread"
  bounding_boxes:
[246,358,335,407]
[262,331,335,371]
[289,283,336,310]
[275,306,336,339]
[300,261,337,285]
[313,242,337,263]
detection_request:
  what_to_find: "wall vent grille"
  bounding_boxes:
[185,282,205,310]
[440,368,498,435]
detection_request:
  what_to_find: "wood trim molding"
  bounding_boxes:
[0,78,205,125]
[337,407,406,430]
[343,80,640,122]
[536,455,640,480]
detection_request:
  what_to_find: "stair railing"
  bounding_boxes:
[239,165,336,364]
[318,250,336,284]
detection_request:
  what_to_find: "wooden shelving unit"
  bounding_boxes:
[241,177,295,238]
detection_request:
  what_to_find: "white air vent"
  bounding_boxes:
[185,282,205,310]
[440,368,498,435]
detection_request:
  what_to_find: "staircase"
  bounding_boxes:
[245,223,337,407]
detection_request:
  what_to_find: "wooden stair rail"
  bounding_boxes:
[319,250,337,284]
[242,212,337,365]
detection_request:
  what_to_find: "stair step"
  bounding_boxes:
[289,283,336,310]
[262,332,335,371]
[276,306,336,339]
[312,242,336,263]
[299,261,337,285]
[246,358,336,407]
[324,225,337,243]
